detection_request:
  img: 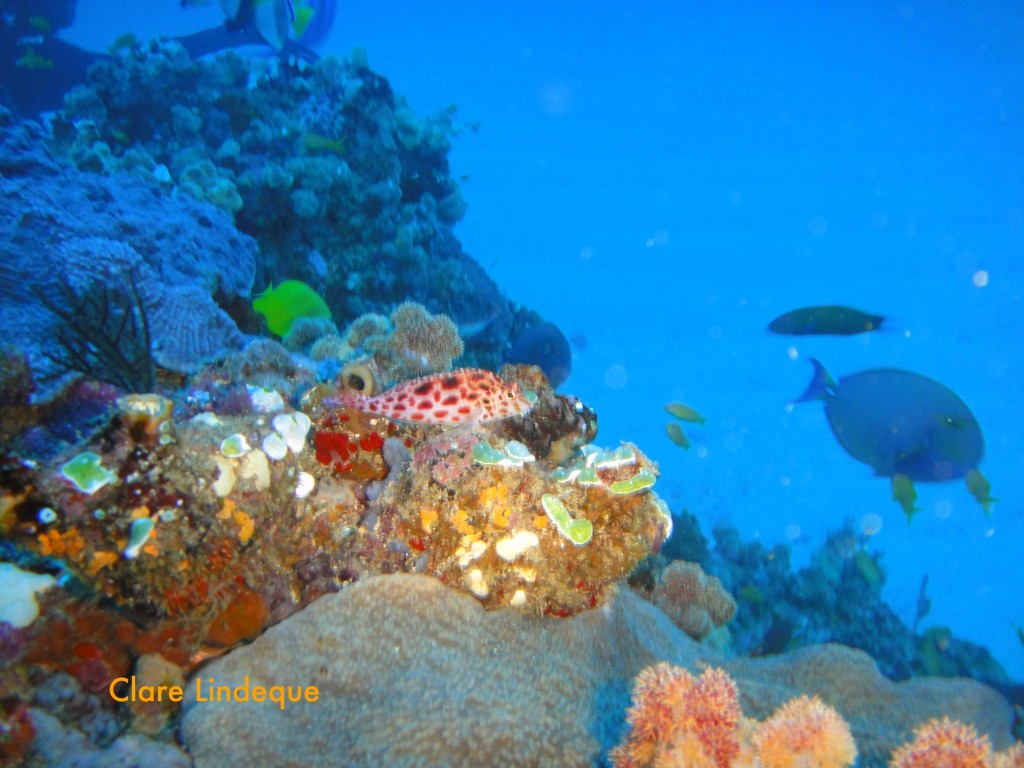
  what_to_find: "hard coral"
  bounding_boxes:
[650,560,737,642]
[343,301,464,387]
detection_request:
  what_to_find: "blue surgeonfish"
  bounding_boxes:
[795,358,994,521]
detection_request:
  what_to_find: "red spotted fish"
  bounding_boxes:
[326,369,533,426]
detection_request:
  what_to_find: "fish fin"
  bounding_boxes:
[965,469,997,514]
[219,0,244,22]
[253,0,292,49]
[891,473,920,522]
[292,3,315,37]
[793,358,836,404]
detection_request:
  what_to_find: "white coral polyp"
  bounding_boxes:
[272,412,312,453]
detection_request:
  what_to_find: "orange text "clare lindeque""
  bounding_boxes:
[109,676,320,710]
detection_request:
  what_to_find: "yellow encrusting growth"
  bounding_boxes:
[420,507,438,533]
[87,550,119,577]
[233,509,255,544]
[453,509,475,536]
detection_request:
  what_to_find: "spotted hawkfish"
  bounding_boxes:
[325,369,532,426]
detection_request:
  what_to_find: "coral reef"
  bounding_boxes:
[0,34,1018,768]
[0,363,663,705]
[0,119,256,401]
[49,41,517,366]
[179,574,1015,768]
[306,363,667,615]
[707,518,1015,690]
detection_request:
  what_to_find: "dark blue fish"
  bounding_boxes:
[796,359,994,520]
[769,305,885,336]
[504,321,572,388]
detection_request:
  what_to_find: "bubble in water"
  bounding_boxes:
[604,364,628,389]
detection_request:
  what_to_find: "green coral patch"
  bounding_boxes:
[60,452,118,495]
[608,467,657,495]
[541,493,593,546]
[591,445,636,469]
[472,442,508,466]
[123,516,155,559]
[472,440,535,468]
[220,434,252,459]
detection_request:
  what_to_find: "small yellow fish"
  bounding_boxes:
[109,33,139,53]
[665,402,705,424]
[29,15,53,34]
[965,469,996,513]
[16,48,54,70]
[303,133,346,156]
[891,473,920,522]
[666,422,690,450]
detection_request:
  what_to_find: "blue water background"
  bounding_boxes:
[65,1,1024,678]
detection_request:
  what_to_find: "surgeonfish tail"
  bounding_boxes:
[793,358,836,404]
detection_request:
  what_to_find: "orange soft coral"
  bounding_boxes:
[753,694,857,768]
[610,665,1024,768]
[611,662,691,767]
[890,718,991,768]
[609,664,740,768]
[992,743,1024,768]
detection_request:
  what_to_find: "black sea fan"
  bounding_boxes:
[36,269,156,393]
